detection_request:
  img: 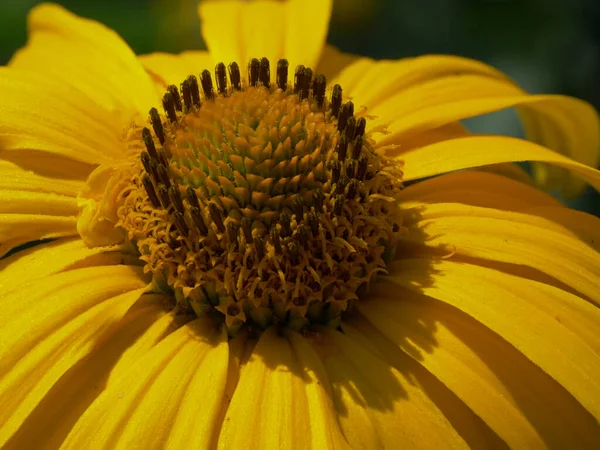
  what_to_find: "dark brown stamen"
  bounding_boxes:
[352,136,363,160]
[168,186,184,212]
[149,108,165,144]
[331,84,342,117]
[346,179,358,200]
[270,227,282,252]
[142,174,160,207]
[293,196,304,221]
[157,164,171,188]
[190,206,208,235]
[344,116,356,139]
[254,235,266,260]
[313,74,326,108]
[294,65,305,95]
[248,58,260,87]
[142,128,158,159]
[167,85,183,111]
[227,221,239,245]
[240,217,253,243]
[345,160,356,179]
[331,160,341,184]
[333,194,345,216]
[276,59,288,91]
[335,175,348,195]
[357,155,368,181]
[180,79,192,111]
[200,70,214,100]
[301,68,312,100]
[355,117,366,137]
[259,57,270,88]
[312,189,324,213]
[280,211,291,237]
[157,148,170,168]
[336,135,348,162]
[158,184,170,208]
[141,151,153,175]
[187,75,201,108]
[173,211,189,236]
[186,186,200,209]
[337,102,353,132]
[215,62,227,95]
[209,203,225,233]
[162,92,177,123]
[228,62,242,91]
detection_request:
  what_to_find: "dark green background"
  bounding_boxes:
[1,0,599,215]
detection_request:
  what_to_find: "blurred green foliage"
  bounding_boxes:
[0,0,599,214]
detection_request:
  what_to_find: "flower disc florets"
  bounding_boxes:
[117,58,404,334]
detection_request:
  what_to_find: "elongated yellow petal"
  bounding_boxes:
[218,328,349,450]
[139,51,213,91]
[332,54,507,111]
[5,296,173,449]
[0,215,77,259]
[0,266,148,446]
[381,258,600,422]
[9,3,158,118]
[371,77,599,197]
[0,238,141,293]
[307,327,469,449]
[400,135,600,192]
[0,160,83,196]
[398,171,561,211]
[62,318,228,450]
[0,68,124,166]
[314,45,360,82]
[340,319,507,450]
[357,282,600,448]
[333,55,599,196]
[199,0,332,74]
[401,201,600,304]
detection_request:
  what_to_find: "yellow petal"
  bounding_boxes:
[0,238,141,293]
[0,150,95,181]
[139,50,213,92]
[332,55,599,197]
[62,318,229,449]
[218,327,349,450]
[373,79,598,197]
[398,170,562,211]
[0,266,148,446]
[0,189,77,216]
[314,45,360,82]
[10,3,158,119]
[0,68,125,166]
[332,54,507,112]
[382,258,600,421]
[0,215,77,259]
[400,135,600,192]
[357,279,600,448]
[340,318,507,450]
[0,160,83,196]
[5,295,174,449]
[199,0,332,75]
[400,201,600,304]
[307,327,469,449]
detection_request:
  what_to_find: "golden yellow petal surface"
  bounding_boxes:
[10,3,158,119]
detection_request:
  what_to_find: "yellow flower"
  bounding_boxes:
[1,1,600,449]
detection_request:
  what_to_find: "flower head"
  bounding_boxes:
[1,1,600,449]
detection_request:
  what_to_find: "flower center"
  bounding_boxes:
[117,58,404,335]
